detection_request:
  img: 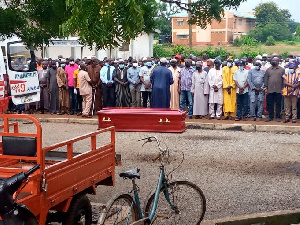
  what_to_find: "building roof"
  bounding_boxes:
[234,12,256,19]
[170,11,256,20]
[170,12,189,18]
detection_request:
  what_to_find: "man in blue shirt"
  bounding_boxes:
[127,60,141,107]
[100,59,115,107]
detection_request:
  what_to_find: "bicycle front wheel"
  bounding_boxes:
[102,194,139,225]
[144,181,206,225]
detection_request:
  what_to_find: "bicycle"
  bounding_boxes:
[98,136,206,225]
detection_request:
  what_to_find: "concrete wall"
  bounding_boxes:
[1,33,153,61]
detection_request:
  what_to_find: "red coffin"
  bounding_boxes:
[97,108,186,133]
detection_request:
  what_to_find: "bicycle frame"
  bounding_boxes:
[132,165,177,222]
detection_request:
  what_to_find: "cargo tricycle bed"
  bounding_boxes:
[0,114,117,224]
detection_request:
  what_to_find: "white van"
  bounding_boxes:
[0,40,40,106]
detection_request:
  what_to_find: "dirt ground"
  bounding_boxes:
[17,122,300,221]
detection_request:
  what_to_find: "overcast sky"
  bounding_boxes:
[236,0,300,22]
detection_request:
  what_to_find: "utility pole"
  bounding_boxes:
[188,0,192,49]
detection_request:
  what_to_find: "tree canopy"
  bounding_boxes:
[248,2,294,42]
[0,0,247,49]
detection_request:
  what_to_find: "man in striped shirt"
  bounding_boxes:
[282,62,300,123]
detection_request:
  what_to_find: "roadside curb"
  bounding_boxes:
[13,117,300,134]
[186,122,300,133]
[202,209,300,225]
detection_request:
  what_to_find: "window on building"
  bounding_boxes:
[177,34,189,39]
[177,19,184,26]
[119,43,129,51]
[238,19,243,26]
[246,19,255,27]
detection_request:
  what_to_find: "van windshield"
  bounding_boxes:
[7,44,36,72]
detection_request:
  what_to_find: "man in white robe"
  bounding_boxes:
[207,60,223,119]
[191,61,209,118]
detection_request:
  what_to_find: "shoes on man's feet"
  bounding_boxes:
[283,119,290,123]
[292,119,297,123]
[188,116,193,119]
[223,116,229,120]
[265,117,273,122]
[252,117,256,121]
[235,117,240,121]
[276,118,281,122]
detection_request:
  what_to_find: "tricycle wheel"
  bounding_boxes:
[63,195,92,225]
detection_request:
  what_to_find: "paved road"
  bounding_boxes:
[19,122,300,221]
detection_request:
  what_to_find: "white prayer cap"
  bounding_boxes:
[142,57,148,61]
[256,60,262,65]
[86,56,92,60]
[160,58,167,63]
[262,53,268,57]
[256,55,262,60]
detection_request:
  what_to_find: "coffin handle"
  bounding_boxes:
[159,118,170,123]
[102,117,111,122]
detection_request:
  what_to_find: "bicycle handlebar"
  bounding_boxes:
[138,136,166,153]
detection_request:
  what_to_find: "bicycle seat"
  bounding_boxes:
[119,168,140,179]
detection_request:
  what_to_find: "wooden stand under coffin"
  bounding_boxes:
[97,108,186,133]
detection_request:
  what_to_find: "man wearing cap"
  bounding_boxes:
[169,59,181,109]
[207,59,223,119]
[248,60,266,121]
[139,59,153,107]
[87,58,102,113]
[179,59,195,119]
[265,57,285,122]
[262,54,271,70]
[128,60,141,107]
[233,61,249,121]
[191,61,209,118]
[113,60,131,107]
[151,58,174,108]
[282,62,300,123]
[222,57,238,119]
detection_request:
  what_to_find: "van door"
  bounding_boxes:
[6,41,40,105]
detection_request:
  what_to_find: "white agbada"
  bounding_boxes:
[207,68,223,104]
[191,70,209,115]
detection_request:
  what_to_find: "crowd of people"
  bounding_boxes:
[7,53,300,123]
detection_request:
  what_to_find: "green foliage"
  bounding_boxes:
[265,36,276,46]
[241,36,257,46]
[172,45,192,56]
[233,36,257,47]
[281,52,289,58]
[153,44,172,58]
[254,2,290,28]
[239,46,262,59]
[284,41,296,46]
[0,0,71,48]
[248,24,292,42]
[0,0,247,49]
[188,0,247,28]
[250,2,293,43]
[233,37,242,47]
[296,26,300,36]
